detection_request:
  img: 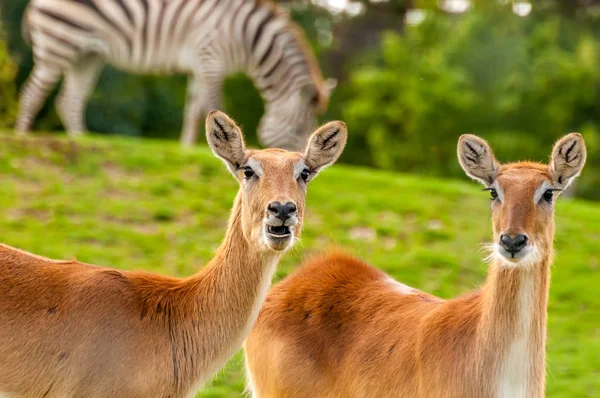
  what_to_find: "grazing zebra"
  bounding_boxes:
[17,0,336,150]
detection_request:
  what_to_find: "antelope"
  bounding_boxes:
[245,133,587,398]
[0,110,347,398]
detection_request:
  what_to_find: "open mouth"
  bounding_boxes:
[267,225,291,238]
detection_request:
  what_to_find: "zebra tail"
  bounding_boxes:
[21,8,31,46]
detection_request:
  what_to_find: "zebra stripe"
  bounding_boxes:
[16,0,333,150]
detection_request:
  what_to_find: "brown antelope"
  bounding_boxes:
[245,133,586,398]
[0,111,347,398]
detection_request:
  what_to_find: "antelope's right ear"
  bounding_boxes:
[206,111,247,175]
[457,134,500,186]
[550,133,586,189]
[303,121,347,175]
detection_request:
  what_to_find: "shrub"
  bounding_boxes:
[0,21,17,128]
[344,8,600,199]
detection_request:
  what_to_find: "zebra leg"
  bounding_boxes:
[180,74,222,147]
[55,55,104,136]
[15,64,62,135]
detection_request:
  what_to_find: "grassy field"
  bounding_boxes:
[0,132,598,397]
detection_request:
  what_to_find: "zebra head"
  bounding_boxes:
[258,79,337,152]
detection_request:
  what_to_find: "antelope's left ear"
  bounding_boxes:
[206,110,247,175]
[550,133,586,189]
[304,121,347,175]
[457,134,500,186]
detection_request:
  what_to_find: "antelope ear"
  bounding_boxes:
[205,111,246,175]
[550,133,586,189]
[457,134,500,186]
[304,121,347,174]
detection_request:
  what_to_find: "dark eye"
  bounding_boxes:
[243,167,255,179]
[488,188,498,200]
[300,168,310,182]
[542,189,554,202]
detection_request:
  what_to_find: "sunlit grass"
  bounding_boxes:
[0,132,597,397]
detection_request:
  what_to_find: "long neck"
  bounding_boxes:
[477,250,552,397]
[167,191,281,391]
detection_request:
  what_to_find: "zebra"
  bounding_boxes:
[16,0,337,150]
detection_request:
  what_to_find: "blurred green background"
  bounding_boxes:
[2,0,600,198]
[0,1,598,397]
[0,133,597,397]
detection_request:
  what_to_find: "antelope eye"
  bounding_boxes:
[489,188,498,200]
[300,168,310,182]
[243,167,255,179]
[542,189,554,202]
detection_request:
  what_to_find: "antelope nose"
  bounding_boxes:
[500,234,529,254]
[267,201,297,221]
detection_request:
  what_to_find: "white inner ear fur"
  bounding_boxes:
[551,135,586,189]
[205,112,246,175]
[304,122,347,172]
[458,135,499,185]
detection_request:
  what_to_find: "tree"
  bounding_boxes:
[0,17,17,128]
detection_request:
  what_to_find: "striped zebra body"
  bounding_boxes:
[17,0,335,149]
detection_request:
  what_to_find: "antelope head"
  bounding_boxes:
[458,133,586,267]
[206,110,347,252]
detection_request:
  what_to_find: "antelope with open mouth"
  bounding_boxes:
[0,111,347,398]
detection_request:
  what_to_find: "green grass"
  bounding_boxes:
[0,132,598,397]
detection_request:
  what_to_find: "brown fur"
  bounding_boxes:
[0,111,347,398]
[245,134,586,398]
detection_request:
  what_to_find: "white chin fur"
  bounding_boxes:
[486,243,540,269]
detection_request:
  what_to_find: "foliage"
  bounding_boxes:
[0,21,17,128]
[1,1,600,199]
[344,7,600,198]
[0,132,598,397]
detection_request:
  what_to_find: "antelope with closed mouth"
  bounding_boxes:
[244,133,586,398]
